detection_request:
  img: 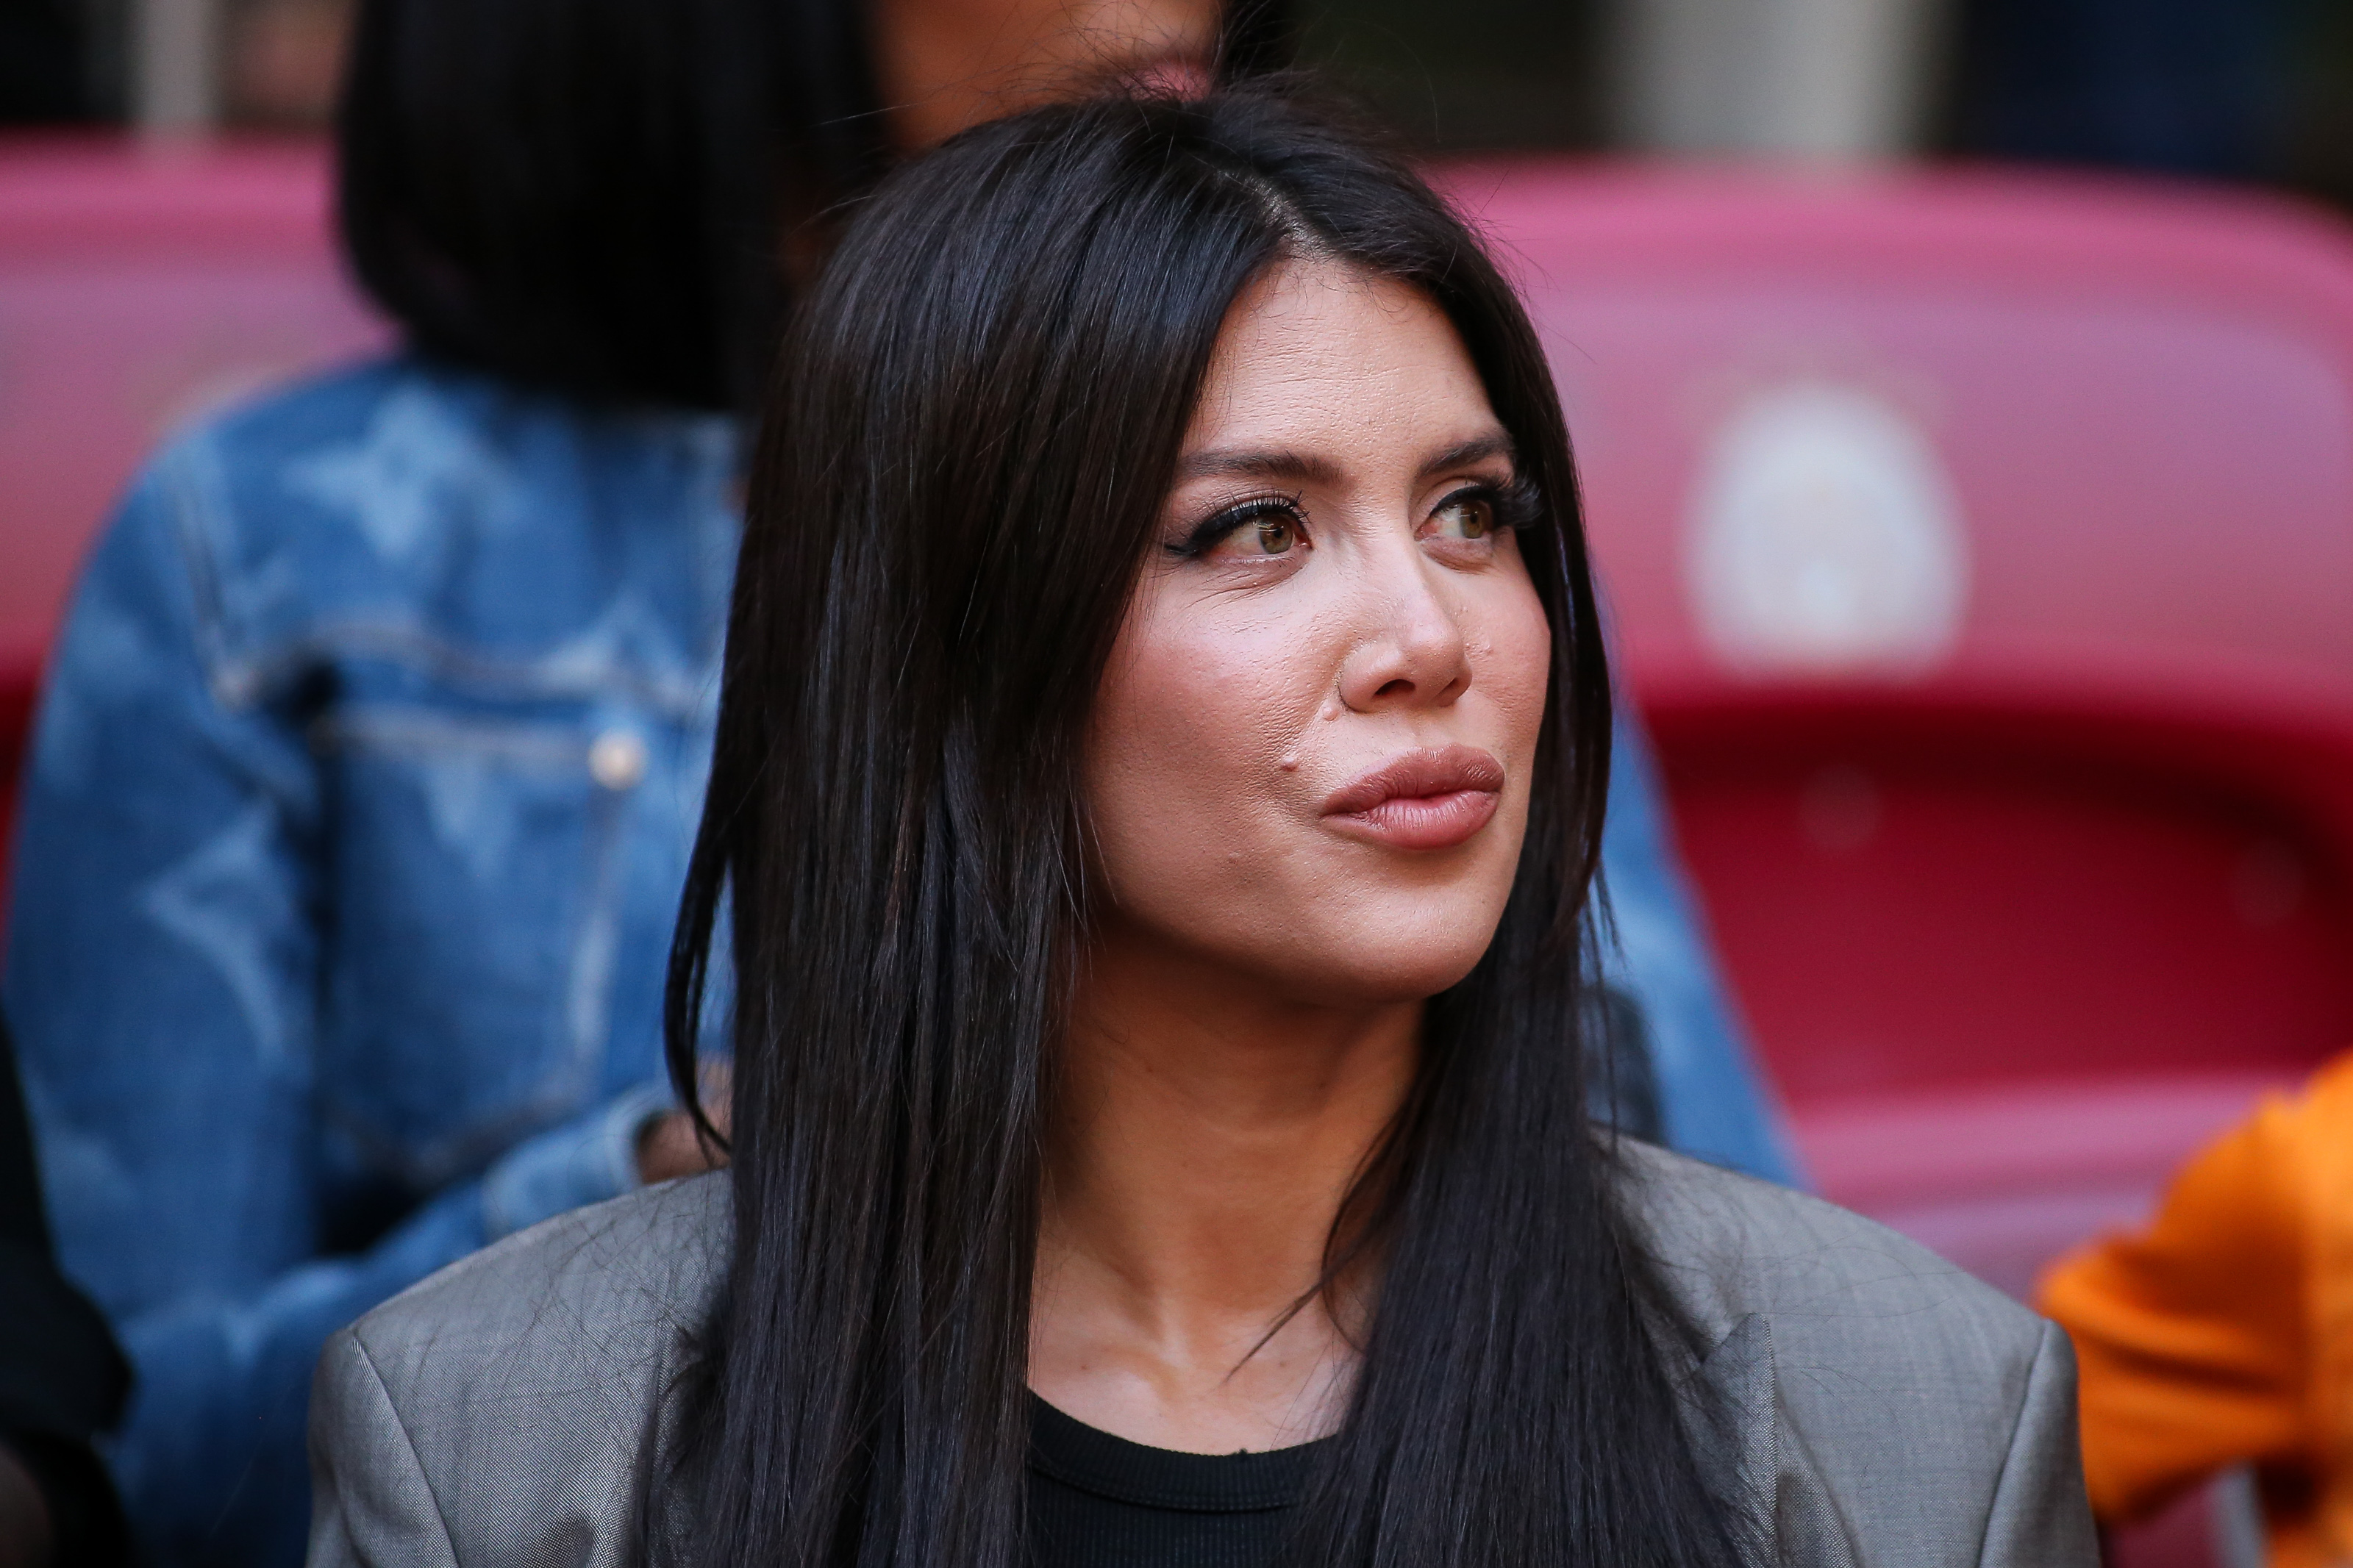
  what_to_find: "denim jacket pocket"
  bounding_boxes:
[312,702,632,1190]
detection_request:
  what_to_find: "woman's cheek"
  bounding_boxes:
[1477,579,1554,761]
[1086,610,1322,878]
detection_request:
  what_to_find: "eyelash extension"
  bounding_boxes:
[1164,476,1542,559]
[1438,476,1545,533]
[1165,493,1307,559]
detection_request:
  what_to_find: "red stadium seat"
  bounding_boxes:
[1435,160,2353,1220]
[1439,164,2353,1566]
[0,137,385,891]
[1437,165,2353,1239]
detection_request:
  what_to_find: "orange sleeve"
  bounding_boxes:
[2035,1064,2338,1525]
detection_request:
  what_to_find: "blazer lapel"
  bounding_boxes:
[1696,1313,1863,1568]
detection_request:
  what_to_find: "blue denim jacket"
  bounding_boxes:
[4,357,1796,1567]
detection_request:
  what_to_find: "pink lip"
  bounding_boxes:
[1321,745,1507,852]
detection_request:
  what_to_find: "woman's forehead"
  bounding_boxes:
[1181,260,1503,473]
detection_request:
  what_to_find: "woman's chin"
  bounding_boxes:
[1253,926,1499,1009]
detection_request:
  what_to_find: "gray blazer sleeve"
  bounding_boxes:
[303,1175,729,1568]
[308,1328,460,1568]
[1978,1322,2097,1568]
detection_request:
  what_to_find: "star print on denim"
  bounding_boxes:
[284,384,524,566]
[5,357,744,1568]
[137,803,305,1075]
[532,591,713,715]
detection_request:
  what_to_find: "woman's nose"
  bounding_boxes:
[1336,553,1471,712]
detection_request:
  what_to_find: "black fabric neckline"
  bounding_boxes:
[1027,1395,1326,1514]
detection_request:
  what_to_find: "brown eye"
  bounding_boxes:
[1431,494,1494,541]
[1193,502,1307,561]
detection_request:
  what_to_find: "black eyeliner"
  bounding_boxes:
[1165,493,1304,558]
[1441,476,1541,531]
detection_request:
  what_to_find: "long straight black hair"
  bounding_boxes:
[649,87,1748,1568]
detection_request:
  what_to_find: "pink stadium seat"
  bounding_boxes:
[0,136,386,891]
[1435,161,2353,1222]
[1439,165,2353,1568]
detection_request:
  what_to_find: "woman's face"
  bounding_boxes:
[1086,260,1555,1007]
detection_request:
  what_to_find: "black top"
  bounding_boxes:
[1027,1397,1325,1568]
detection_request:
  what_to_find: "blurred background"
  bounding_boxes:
[5,2,2353,1565]
[7,0,2353,180]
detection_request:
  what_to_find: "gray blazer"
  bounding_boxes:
[306,1145,2096,1567]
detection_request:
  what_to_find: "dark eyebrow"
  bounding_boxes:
[1421,432,1516,478]
[1173,432,1517,487]
[1174,448,1343,485]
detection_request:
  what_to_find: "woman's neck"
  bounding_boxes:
[1029,924,1419,1454]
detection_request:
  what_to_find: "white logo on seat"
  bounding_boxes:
[1686,380,1968,674]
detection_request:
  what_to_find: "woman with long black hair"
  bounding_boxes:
[11,0,1792,1561]
[4,1,1251,1562]
[305,90,2087,1568]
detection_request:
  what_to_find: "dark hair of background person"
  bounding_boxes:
[0,1013,130,1567]
[0,0,90,121]
[333,0,1293,413]
[647,87,1749,1568]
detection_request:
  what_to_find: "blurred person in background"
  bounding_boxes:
[0,0,89,122]
[1,0,1791,1565]
[2039,1051,2353,1568]
[1957,0,2290,179]
[0,1012,130,1568]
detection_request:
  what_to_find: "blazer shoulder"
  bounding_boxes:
[1617,1138,2041,1355]
[349,1171,729,1383]
[310,1175,729,1567]
[1616,1142,2095,1567]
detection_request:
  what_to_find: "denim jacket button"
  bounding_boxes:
[588,729,649,791]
